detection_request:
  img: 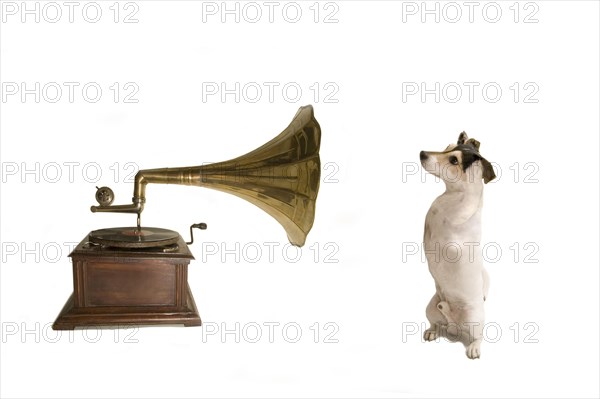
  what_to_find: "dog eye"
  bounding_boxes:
[449,156,459,165]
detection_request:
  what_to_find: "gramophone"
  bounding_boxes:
[52,105,321,330]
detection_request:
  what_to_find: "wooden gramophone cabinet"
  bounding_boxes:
[52,235,201,330]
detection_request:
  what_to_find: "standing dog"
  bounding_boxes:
[420,132,496,359]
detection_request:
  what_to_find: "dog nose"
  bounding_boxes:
[420,151,428,161]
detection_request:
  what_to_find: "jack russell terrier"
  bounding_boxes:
[420,132,496,359]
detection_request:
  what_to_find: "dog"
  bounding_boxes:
[419,132,496,359]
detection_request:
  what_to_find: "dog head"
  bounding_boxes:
[420,132,496,185]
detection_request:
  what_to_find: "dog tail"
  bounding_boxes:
[482,269,490,301]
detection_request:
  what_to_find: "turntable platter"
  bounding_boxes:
[88,227,180,248]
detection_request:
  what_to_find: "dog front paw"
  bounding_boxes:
[424,328,438,341]
[466,340,481,359]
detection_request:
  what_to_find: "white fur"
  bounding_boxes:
[421,149,490,359]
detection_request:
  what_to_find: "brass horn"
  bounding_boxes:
[91,105,321,247]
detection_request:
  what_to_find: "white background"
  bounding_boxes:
[1,1,599,398]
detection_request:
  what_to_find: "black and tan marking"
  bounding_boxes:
[420,132,496,184]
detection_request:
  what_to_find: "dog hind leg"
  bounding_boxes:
[424,294,446,341]
[454,306,485,359]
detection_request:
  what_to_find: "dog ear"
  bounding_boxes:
[480,157,496,184]
[466,138,480,150]
[457,132,468,145]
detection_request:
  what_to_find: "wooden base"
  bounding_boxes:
[53,284,201,330]
[53,234,201,330]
